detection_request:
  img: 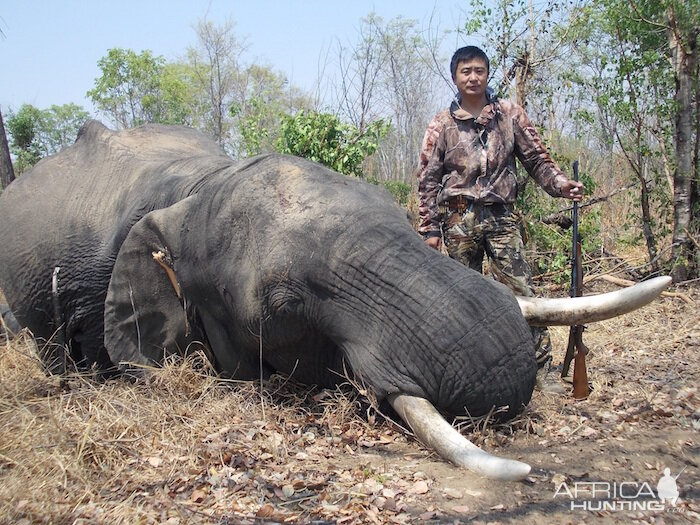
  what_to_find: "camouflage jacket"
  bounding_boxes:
[416,95,569,236]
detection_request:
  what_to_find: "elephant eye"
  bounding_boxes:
[266,286,303,315]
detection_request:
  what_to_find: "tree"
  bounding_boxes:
[41,103,91,154]
[5,104,43,174]
[188,19,245,151]
[332,14,445,182]
[153,62,201,126]
[576,0,699,278]
[231,64,311,157]
[88,48,191,128]
[662,0,699,279]
[461,0,570,109]
[0,107,15,189]
[5,103,90,175]
[334,13,387,134]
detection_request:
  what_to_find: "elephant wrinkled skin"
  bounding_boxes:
[0,121,668,480]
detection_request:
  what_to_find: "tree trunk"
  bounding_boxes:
[0,108,15,190]
[639,177,659,272]
[667,6,698,281]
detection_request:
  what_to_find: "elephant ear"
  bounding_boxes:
[104,196,201,370]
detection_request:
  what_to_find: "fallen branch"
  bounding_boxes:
[540,180,642,228]
[585,274,694,304]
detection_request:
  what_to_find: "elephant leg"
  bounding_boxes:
[71,329,118,377]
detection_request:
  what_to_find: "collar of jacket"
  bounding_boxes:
[450,89,499,126]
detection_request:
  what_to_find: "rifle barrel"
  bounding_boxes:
[571,160,579,298]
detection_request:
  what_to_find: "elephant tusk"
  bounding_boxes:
[388,393,531,481]
[517,276,672,326]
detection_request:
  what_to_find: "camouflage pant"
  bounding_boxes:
[442,203,551,367]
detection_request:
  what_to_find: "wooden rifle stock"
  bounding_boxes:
[561,161,590,399]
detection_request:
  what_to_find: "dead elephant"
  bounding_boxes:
[0,121,670,480]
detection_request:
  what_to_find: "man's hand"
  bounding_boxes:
[425,236,443,250]
[561,180,583,201]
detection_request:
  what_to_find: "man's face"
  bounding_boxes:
[453,58,489,98]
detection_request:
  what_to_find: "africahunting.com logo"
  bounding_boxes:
[553,467,686,512]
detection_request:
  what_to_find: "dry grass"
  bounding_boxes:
[0,336,408,524]
[1,279,698,524]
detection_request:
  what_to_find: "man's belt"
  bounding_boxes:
[442,196,510,213]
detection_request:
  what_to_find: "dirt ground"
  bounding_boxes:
[0,279,698,524]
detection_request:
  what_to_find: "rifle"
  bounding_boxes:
[561,160,590,399]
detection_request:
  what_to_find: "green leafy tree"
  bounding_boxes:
[155,63,201,126]
[567,0,698,277]
[276,110,388,178]
[366,177,412,207]
[88,48,192,128]
[6,104,44,174]
[5,103,89,174]
[231,65,311,157]
[41,103,91,153]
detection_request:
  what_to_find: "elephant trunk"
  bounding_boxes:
[389,393,531,480]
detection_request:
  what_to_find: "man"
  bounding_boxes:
[416,46,583,393]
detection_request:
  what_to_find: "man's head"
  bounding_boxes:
[450,46,490,80]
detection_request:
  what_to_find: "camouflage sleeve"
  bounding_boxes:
[511,104,569,197]
[416,115,446,235]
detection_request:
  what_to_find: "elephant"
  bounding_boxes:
[0,121,670,480]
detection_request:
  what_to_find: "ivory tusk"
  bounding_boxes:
[517,276,672,326]
[388,393,531,481]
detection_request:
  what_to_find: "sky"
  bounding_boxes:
[0,0,468,115]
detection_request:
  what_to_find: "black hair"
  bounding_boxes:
[450,46,490,79]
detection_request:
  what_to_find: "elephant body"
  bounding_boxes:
[0,121,536,418]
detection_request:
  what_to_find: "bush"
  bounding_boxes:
[517,169,599,283]
[276,111,388,178]
[366,178,412,207]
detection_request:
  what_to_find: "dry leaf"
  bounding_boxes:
[410,480,429,494]
[580,427,597,438]
[551,473,567,485]
[146,456,162,467]
[443,487,463,499]
[256,503,276,517]
[189,488,207,504]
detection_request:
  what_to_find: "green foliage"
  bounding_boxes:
[88,48,193,128]
[517,164,600,281]
[157,63,201,126]
[6,104,42,151]
[230,64,310,157]
[5,105,42,174]
[233,96,271,157]
[366,177,412,207]
[41,103,91,153]
[563,0,691,269]
[276,110,389,177]
[379,180,412,207]
[6,103,89,174]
